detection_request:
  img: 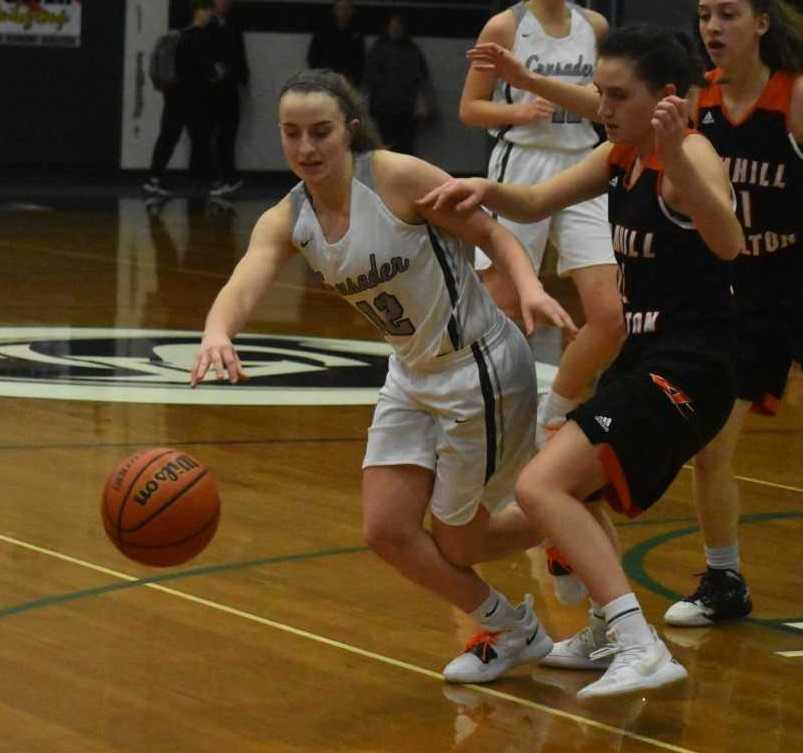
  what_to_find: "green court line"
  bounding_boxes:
[622,510,803,637]
[0,437,365,452]
[0,545,369,620]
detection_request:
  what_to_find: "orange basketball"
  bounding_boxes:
[101,448,221,567]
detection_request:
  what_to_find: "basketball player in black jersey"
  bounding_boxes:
[419,26,744,698]
[663,0,803,627]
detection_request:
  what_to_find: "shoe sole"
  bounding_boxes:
[664,603,752,627]
[577,662,688,700]
[539,653,610,671]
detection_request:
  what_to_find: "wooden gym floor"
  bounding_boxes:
[0,190,801,753]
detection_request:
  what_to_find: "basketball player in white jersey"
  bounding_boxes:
[190,70,579,683]
[460,0,623,606]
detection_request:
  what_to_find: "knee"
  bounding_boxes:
[514,468,551,532]
[362,517,415,561]
[433,532,478,568]
[587,299,626,343]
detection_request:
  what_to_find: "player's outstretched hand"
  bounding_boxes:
[519,288,579,337]
[467,43,531,91]
[652,95,689,164]
[416,178,489,213]
[190,333,248,387]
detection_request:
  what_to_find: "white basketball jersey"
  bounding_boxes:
[289,153,504,370]
[491,2,599,151]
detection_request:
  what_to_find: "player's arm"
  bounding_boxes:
[655,97,743,261]
[789,74,803,151]
[417,141,613,223]
[190,199,297,385]
[465,8,606,123]
[375,151,577,335]
[458,12,554,129]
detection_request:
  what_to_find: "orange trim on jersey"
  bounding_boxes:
[751,393,782,416]
[609,132,697,194]
[598,443,641,519]
[698,68,794,127]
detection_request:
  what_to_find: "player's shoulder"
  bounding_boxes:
[477,6,519,44]
[252,194,296,243]
[578,7,609,43]
[372,150,448,195]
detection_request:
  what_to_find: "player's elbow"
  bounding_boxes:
[458,100,482,127]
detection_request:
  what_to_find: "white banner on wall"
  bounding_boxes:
[0,0,82,47]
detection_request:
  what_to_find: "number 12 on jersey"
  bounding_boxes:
[356,292,416,336]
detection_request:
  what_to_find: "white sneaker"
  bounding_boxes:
[576,627,688,700]
[541,613,611,670]
[443,595,553,683]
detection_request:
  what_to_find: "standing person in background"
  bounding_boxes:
[144,0,217,197]
[365,13,433,155]
[208,0,250,197]
[664,0,803,627]
[307,0,365,87]
[459,0,624,608]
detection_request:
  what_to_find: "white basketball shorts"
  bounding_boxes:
[475,141,614,275]
[363,319,537,526]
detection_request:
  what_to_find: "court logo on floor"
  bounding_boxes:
[0,327,391,405]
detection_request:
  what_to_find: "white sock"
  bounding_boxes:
[470,588,518,628]
[590,600,605,621]
[538,390,579,425]
[603,593,653,645]
[705,544,740,572]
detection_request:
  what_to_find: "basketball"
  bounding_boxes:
[101,448,221,567]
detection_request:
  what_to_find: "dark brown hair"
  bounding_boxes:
[279,69,382,153]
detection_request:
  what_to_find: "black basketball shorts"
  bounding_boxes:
[569,351,735,518]
[734,306,799,414]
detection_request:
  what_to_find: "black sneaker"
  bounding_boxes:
[664,567,752,626]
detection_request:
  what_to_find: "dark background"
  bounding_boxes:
[0,0,702,171]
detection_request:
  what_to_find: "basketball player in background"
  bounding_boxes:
[459,0,625,607]
[459,0,624,448]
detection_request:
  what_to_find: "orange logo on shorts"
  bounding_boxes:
[650,373,695,417]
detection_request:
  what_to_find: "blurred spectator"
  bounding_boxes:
[307,0,365,86]
[365,13,434,155]
[144,0,216,196]
[207,0,250,197]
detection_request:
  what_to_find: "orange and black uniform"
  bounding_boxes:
[697,69,803,413]
[569,140,735,516]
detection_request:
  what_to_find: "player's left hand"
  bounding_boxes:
[652,95,689,164]
[519,288,578,337]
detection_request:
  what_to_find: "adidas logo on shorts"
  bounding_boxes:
[595,415,612,432]
[702,111,715,125]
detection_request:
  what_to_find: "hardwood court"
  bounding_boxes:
[0,194,801,753]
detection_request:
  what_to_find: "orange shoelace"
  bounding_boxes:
[464,630,501,662]
[546,545,573,572]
